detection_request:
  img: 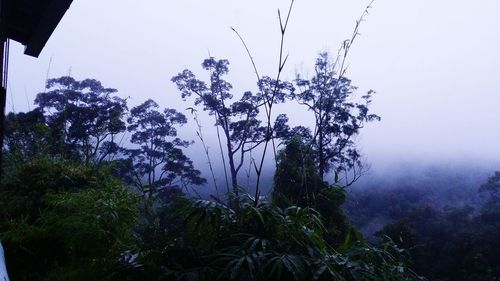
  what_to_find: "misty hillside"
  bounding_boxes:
[343,163,492,237]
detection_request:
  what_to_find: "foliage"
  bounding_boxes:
[378,174,500,281]
[34,76,128,164]
[0,157,106,219]
[479,170,500,219]
[2,109,52,162]
[172,58,293,198]
[344,187,429,236]
[293,52,380,181]
[272,136,357,246]
[121,195,422,281]
[273,136,328,208]
[125,99,205,201]
[2,77,205,201]
[0,157,139,281]
[1,78,206,280]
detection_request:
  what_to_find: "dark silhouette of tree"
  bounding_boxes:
[229,0,297,204]
[125,99,205,201]
[294,52,380,183]
[2,109,52,161]
[379,203,500,281]
[272,136,355,245]
[34,76,128,165]
[479,171,500,217]
[172,58,293,203]
[273,135,326,208]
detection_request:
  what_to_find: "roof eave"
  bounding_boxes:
[24,0,73,57]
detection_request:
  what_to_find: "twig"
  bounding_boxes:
[189,108,221,199]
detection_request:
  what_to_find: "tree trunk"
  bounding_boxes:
[318,134,325,180]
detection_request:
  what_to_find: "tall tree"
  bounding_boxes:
[34,76,127,165]
[172,58,292,200]
[294,52,380,183]
[126,99,205,201]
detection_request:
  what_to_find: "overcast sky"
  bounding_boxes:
[6,0,500,175]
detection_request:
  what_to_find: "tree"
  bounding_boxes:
[2,109,52,162]
[294,52,380,183]
[172,58,293,201]
[378,204,499,281]
[126,99,205,202]
[479,171,500,218]
[272,136,354,245]
[273,135,326,208]
[34,76,128,165]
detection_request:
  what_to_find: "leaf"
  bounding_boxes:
[312,264,326,281]
[229,257,245,281]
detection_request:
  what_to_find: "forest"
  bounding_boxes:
[1,1,500,281]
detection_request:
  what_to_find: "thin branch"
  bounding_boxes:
[190,109,220,199]
[215,114,231,194]
[230,27,262,84]
[253,0,296,206]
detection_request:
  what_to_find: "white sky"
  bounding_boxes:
[7,0,500,174]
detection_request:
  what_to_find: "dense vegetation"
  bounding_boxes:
[344,171,500,280]
[0,49,426,280]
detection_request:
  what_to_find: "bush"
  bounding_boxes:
[124,194,423,281]
[0,157,138,281]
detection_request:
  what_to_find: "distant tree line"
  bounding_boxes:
[377,172,500,281]
[344,171,500,281]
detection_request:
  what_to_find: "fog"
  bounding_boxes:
[7,0,500,184]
